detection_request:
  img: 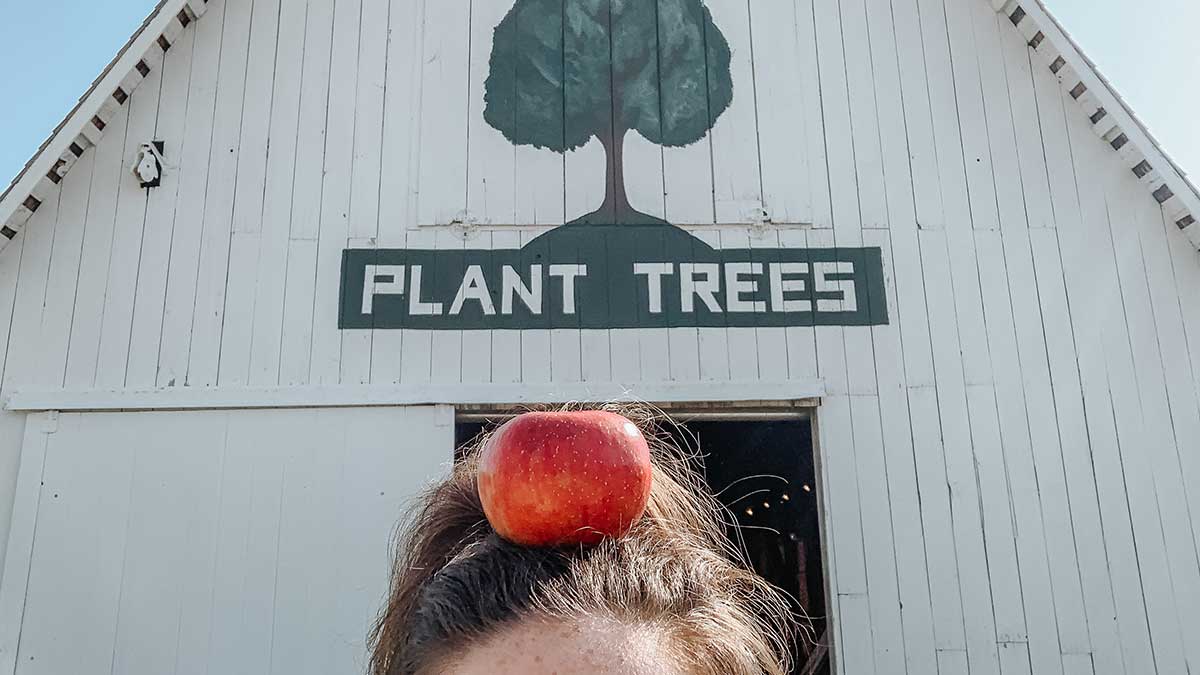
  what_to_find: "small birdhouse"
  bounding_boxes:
[132,141,165,188]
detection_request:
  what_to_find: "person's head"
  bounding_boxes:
[369,407,796,675]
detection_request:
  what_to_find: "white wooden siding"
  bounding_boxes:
[0,406,452,675]
[0,1,1198,673]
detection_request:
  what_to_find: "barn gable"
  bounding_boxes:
[1,1,1199,673]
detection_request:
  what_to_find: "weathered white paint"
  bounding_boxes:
[3,380,824,412]
[1,0,1199,673]
[0,406,452,675]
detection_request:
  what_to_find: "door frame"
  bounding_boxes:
[455,399,836,675]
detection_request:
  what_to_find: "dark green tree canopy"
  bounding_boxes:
[484,0,734,153]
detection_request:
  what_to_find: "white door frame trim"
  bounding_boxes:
[4,381,824,413]
[0,413,54,674]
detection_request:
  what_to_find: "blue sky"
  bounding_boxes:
[0,1,1196,191]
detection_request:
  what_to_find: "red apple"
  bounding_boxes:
[477,410,653,547]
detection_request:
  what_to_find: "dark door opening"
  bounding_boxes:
[456,415,830,674]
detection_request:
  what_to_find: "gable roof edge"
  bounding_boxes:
[992,0,1200,247]
[0,0,208,250]
[1,0,1195,254]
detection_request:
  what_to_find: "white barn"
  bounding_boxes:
[0,0,1198,673]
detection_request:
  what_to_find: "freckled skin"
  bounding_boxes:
[435,617,684,675]
[477,411,653,547]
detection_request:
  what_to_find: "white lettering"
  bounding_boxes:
[813,262,857,312]
[680,263,722,313]
[770,263,812,312]
[724,263,767,312]
[634,263,674,314]
[502,265,543,315]
[409,265,443,315]
[549,265,588,315]
[449,265,496,315]
[361,264,405,315]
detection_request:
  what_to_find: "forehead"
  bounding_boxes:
[439,617,683,675]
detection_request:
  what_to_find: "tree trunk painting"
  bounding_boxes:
[482,0,733,227]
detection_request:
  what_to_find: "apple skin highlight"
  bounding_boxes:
[477,411,654,547]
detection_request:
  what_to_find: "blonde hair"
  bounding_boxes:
[369,406,796,674]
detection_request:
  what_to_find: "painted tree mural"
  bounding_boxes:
[484,0,734,225]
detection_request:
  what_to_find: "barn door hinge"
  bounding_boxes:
[40,411,60,434]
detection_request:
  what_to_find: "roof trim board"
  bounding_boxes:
[0,0,207,243]
[0,0,1196,252]
[992,0,1200,246]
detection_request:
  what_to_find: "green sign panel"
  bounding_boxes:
[338,0,888,330]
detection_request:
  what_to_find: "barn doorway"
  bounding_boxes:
[455,413,830,674]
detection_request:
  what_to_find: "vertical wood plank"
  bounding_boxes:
[16,414,134,674]
[246,0,309,386]
[490,230,522,384]
[64,100,132,389]
[748,0,812,225]
[368,0,425,384]
[862,228,939,675]
[973,7,1097,669]
[104,412,221,673]
[693,229,730,381]
[416,0,471,227]
[278,0,337,385]
[466,0,518,227]
[185,0,256,387]
[310,0,365,386]
[399,229,435,384]
[0,415,52,675]
[152,0,226,388]
[339,0,391,385]
[2,189,62,392]
[849,395,906,675]
[1046,65,1186,671]
[721,228,760,379]
[518,229,551,383]
[125,16,200,388]
[920,227,1002,675]
[207,409,289,672]
[1008,30,1137,675]
[1089,109,1200,671]
[705,0,762,224]
[219,0,285,386]
[93,65,162,388]
[34,149,96,389]
[941,0,999,233]
[459,231,494,385]
[430,228,465,384]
